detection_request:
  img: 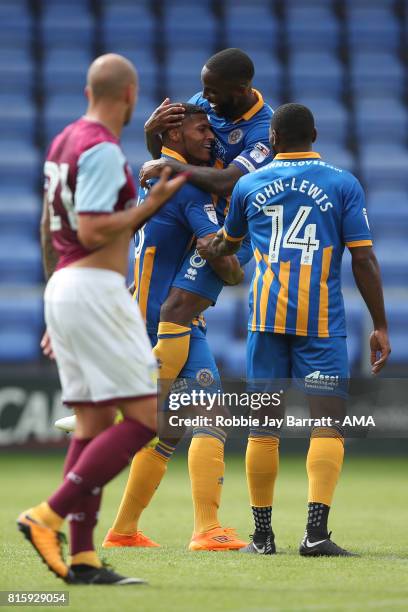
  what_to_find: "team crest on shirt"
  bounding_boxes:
[196,368,214,387]
[228,128,244,144]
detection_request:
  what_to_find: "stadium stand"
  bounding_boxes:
[0,0,407,374]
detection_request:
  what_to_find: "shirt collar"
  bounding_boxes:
[161,146,187,164]
[274,152,321,160]
[232,89,264,124]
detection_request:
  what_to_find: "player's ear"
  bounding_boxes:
[270,129,278,147]
[84,85,91,101]
[312,127,317,143]
[167,127,181,143]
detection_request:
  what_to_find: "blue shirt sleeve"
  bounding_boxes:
[223,179,248,241]
[76,142,127,213]
[182,187,220,238]
[236,235,253,266]
[341,176,373,247]
[231,121,272,175]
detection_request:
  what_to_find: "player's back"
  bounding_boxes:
[134,181,219,333]
[45,118,136,269]
[231,152,372,337]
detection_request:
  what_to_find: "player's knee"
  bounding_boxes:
[120,397,158,432]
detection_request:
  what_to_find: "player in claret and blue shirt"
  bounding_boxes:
[108,48,275,552]
[200,103,391,558]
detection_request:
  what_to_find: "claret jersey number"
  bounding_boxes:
[44,161,77,231]
[264,205,319,265]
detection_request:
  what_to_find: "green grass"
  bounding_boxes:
[1,453,407,612]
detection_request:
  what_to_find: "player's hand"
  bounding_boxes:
[41,330,55,360]
[139,158,169,187]
[370,328,391,374]
[145,166,190,212]
[144,98,185,136]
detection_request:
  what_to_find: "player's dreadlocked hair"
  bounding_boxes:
[271,103,315,146]
[205,48,255,83]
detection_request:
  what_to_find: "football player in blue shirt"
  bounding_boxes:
[105,49,275,551]
[200,103,391,557]
[103,104,247,552]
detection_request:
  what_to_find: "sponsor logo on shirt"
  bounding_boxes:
[249,141,270,163]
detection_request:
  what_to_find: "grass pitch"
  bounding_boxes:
[1,452,407,612]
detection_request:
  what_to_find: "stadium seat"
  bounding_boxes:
[360,144,408,188]
[354,97,408,145]
[0,3,32,49]
[111,49,158,93]
[0,49,34,96]
[42,52,89,95]
[384,300,408,365]
[0,142,40,192]
[373,240,408,286]
[0,193,41,240]
[165,50,211,100]
[43,95,87,143]
[0,94,36,143]
[286,10,341,52]
[288,52,345,99]
[317,144,355,173]
[297,97,349,146]
[344,297,364,371]
[225,5,279,52]
[101,5,156,49]
[346,9,401,51]
[366,189,408,241]
[163,5,217,49]
[40,10,95,51]
[0,293,44,361]
[0,237,43,285]
[350,52,405,97]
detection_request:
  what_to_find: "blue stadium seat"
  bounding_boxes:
[166,50,210,100]
[288,52,345,98]
[317,144,355,174]
[344,297,364,371]
[42,2,91,18]
[0,330,42,362]
[297,97,349,146]
[111,49,158,93]
[0,193,40,240]
[360,144,408,189]
[0,294,44,362]
[366,189,408,241]
[0,238,43,285]
[0,142,40,192]
[354,97,408,145]
[41,11,94,51]
[250,56,283,101]
[0,94,36,143]
[350,52,405,97]
[225,5,278,52]
[346,9,401,51]
[163,5,217,49]
[102,5,155,49]
[43,95,87,143]
[0,49,34,96]
[385,300,408,365]
[374,240,408,286]
[286,11,341,52]
[42,54,89,95]
[0,3,32,48]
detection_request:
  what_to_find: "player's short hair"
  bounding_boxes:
[205,48,254,83]
[162,103,207,138]
[271,103,315,145]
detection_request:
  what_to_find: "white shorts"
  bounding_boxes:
[45,267,157,406]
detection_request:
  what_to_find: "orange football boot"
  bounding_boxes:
[189,527,248,551]
[102,528,160,548]
[17,510,70,581]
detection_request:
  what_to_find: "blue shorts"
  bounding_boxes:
[247,332,349,398]
[172,247,224,305]
[148,324,221,394]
